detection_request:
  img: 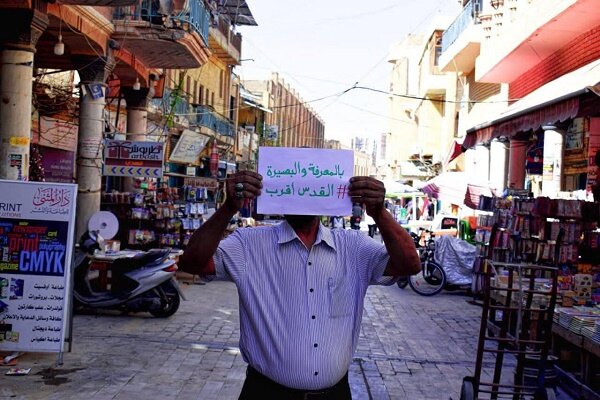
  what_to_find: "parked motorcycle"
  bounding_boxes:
[72,213,184,317]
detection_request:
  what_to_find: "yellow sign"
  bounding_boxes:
[9,137,30,146]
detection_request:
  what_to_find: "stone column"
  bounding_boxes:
[490,139,509,192]
[474,144,490,183]
[508,138,529,190]
[542,127,565,197]
[122,86,153,192]
[0,8,48,180]
[74,56,114,239]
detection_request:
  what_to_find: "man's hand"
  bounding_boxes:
[224,171,263,212]
[348,176,386,220]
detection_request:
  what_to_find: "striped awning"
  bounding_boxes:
[464,59,600,148]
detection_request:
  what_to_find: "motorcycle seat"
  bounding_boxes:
[111,249,170,271]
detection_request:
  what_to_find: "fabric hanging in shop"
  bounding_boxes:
[209,140,219,178]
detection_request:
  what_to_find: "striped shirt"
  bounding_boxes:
[212,220,395,390]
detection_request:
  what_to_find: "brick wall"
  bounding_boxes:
[509,26,600,100]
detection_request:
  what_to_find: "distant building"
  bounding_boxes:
[243,73,325,148]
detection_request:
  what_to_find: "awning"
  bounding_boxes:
[444,140,464,165]
[217,0,257,26]
[421,172,499,208]
[464,59,600,148]
[242,100,272,114]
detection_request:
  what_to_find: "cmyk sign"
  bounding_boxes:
[102,140,164,178]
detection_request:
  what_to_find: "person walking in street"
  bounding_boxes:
[179,171,420,400]
[365,212,377,238]
[329,215,346,230]
[350,202,362,230]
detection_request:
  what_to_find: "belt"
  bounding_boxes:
[245,366,349,400]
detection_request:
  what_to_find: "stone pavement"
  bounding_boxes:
[0,279,571,400]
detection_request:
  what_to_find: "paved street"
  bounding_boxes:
[1,276,569,400]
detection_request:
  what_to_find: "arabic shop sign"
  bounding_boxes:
[0,180,77,353]
[103,140,164,178]
[257,147,354,216]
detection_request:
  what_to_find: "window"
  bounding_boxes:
[193,81,198,104]
[186,76,191,101]
[432,31,443,70]
[219,70,224,98]
[199,85,204,104]
[205,88,210,105]
[211,92,215,106]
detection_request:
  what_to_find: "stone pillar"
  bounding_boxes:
[542,127,565,197]
[490,139,509,192]
[74,56,114,239]
[508,138,529,190]
[0,8,48,180]
[474,144,490,183]
[122,86,153,192]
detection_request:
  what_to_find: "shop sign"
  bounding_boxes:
[37,117,78,152]
[38,146,75,184]
[169,129,209,164]
[265,125,279,141]
[586,118,600,192]
[0,180,77,353]
[103,140,163,178]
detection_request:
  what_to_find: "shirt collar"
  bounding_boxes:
[276,220,336,251]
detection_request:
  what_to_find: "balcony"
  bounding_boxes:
[193,105,236,138]
[208,16,242,65]
[112,0,211,69]
[476,0,600,83]
[438,0,482,73]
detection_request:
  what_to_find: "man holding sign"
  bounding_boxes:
[180,147,420,400]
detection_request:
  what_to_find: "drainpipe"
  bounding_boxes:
[74,56,114,239]
[0,9,48,180]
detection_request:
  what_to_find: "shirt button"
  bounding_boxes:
[314,343,318,348]
[308,261,312,266]
[311,315,316,319]
[309,288,314,293]
[314,371,319,376]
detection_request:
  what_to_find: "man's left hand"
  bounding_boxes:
[348,177,386,219]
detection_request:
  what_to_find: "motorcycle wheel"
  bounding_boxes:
[149,280,180,318]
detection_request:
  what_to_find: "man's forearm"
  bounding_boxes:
[373,209,421,276]
[179,204,237,275]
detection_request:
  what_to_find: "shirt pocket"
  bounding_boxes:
[327,276,353,318]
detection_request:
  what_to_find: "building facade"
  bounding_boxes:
[0,0,256,238]
[243,73,326,149]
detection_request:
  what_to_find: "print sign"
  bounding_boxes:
[0,180,77,352]
[257,147,354,216]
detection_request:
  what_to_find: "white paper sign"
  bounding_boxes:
[0,180,77,353]
[257,147,354,216]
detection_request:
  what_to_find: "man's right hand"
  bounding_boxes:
[224,171,263,212]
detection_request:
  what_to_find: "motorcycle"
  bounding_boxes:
[73,230,185,317]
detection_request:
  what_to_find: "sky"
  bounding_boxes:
[236,0,461,147]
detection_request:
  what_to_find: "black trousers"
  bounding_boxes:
[238,366,351,400]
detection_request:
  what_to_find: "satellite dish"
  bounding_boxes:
[88,211,119,241]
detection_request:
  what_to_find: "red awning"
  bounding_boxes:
[464,58,600,148]
[463,97,579,148]
[444,140,465,165]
